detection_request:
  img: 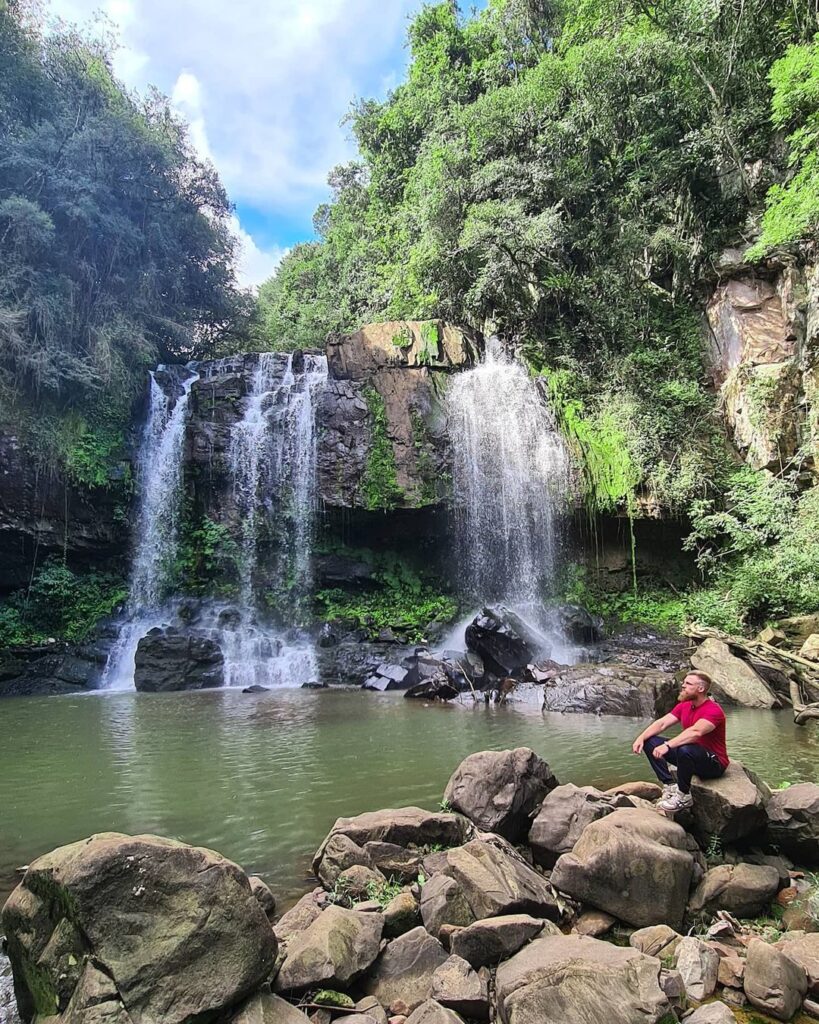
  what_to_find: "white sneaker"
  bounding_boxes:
[659,790,694,812]
[661,783,679,801]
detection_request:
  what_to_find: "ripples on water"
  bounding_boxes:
[1,689,817,919]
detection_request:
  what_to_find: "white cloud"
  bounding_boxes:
[231,217,285,291]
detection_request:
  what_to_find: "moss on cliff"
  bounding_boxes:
[361,386,404,511]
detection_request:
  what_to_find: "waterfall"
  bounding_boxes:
[0,952,21,1024]
[447,340,569,604]
[218,352,327,688]
[101,367,198,689]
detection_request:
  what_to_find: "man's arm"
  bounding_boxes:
[664,720,715,749]
[632,712,680,754]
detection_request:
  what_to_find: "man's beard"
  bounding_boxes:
[678,689,696,702]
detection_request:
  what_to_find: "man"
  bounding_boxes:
[632,670,729,812]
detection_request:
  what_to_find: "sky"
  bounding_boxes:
[43,0,423,287]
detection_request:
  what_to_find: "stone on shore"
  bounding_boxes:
[1,833,277,1024]
[274,905,383,992]
[249,876,277,921]
[550,809,694,930]
[743,936,808,1020]
[767,783,819,865]
[683,1004,737,1024]
[383,891,421,938]
[405,1000,466,1024]
[430,955,489,1020]
[690,638,778,707]
[450,915,552,968]
[229,990,313,1023]
[675,936,719,1001]
[420,874,476,938]
[495,934,671,1024]
[437,836,561,922]
[364,842,423,883]
[61,962,134,1024]
[688,863,780,918]
[629,925,682,959]
[273,890,325,943]
[689,762,768,843]
[313,809,471,875]
[777,932,819,997]
[574,910,617,937]
[361,927,450,1014]
[443,748,558,842]
[540,663,678,717]
[528,784,632,867]
[316,833,377,888]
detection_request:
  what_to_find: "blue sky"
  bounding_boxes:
[44,0,424,287]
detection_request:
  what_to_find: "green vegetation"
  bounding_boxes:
[315,546,456,642]
[173,513,239,597]
[0,2,248,476]
[361,386,404,510]
[364,877,405,907]
[0,559,126,648]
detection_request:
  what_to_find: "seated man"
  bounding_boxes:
[631,670,729,812]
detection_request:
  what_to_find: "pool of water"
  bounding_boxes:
[1,688,817,915]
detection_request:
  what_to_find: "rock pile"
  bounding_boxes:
[4,751,819,1024]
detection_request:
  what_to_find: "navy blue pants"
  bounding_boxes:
[644,735,725,793]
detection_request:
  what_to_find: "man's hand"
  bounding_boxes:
[632,738,644,754]
[652,743,670,760]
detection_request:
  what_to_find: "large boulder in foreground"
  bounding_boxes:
[528,784,632,868]
[744,936,808,1020]
[360,926,449,1014]
[274,905,383,992]
[540,664,677,717]
[443,748,558,842]
[766,782,819,864]
[689,761,768,843]
[313,808,471,876]
[495,934,671,1024]
[134,627,224,691]
[690,638,778,707]
[1,833,276,1024]
[688,863,780,919]
[551,809,694,930]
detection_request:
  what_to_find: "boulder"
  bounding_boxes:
[605,782,662,802]
[777,613,819,648]
[675,936,719,1001]
[449,915,551,968]
[540,664,678,717]
[689,762,768,844]
[430,955,489,1019]
[274,890,325,944]
[364,842,423,883]
[360,927,449,1014]
[495,934,671,1024]
[690,639,778,707]
[718,955,745,989]
[228,991,312,1023]
[133,627,224,691]
[629,926,682,960]
[274,905,383,992]
[363,664,412,692]
[337,864,387,900]
[546,603,603,645]
[688,863,780,918]
[799,634,819,661]
[767,783,819,865]
[60,962,134,1024]
[420,875,476,938]
[551,809,694,930]
[443,748,558,842]
[574,910,616,937]
[249,876,277,921]
[404,678,458,701]
[316,834,376,889]
[0,833,276,1024]
[683,1004,737,1024]
[437,836,561,922]
[778,933,819,997]
[405,1001,466,1024]
[464,608,549,677]
[528,784,631,867]
[313,809,471,874]
[383,891,421,938]
[744,936,808,1020]
[355,996,389,1024]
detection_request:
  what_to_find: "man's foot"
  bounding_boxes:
[661,783,679,802]
[658,790,693,812]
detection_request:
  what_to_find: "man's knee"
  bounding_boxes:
[644,735,667,753]
[676,744,699,761]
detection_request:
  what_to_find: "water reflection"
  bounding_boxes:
[1,689,817,913]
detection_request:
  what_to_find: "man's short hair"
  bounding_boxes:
[686,670,713,691]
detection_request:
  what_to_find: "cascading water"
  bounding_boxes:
[447,339,570,605]
[217,352,327,688]
[102,367,198,689]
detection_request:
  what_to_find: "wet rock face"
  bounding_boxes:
[134,626,224,691]
[318,321,480,511]
[540,663,678,718]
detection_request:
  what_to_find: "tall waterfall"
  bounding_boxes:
[447,341,569,604]
[219,352,327,688]
[102,367,198,689]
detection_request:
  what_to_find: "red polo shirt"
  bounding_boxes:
[671,697,729,767]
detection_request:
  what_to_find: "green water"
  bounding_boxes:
[1,688,817,911]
